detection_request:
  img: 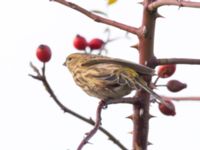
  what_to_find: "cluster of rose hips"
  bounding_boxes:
[156,64,187,116]
[73,34,105,53]
[35,35,106,63]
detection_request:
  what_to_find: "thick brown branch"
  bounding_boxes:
[148,0,200,11]
[132,0,158,148]
[29,62,128,150]
[154,58,200,66]
[106,97,138,105]
[133,90,150,150]
[51,0,139,35]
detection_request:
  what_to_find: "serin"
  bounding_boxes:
[64,53,164,103]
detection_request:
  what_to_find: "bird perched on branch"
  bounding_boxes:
[63,53,164,103]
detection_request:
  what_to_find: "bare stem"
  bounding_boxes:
[29,62,128,150]
[148,0,200,11]
[51,0,139,35]
[163,96,200,101]
[155,58,200,66]
[153,76,160,85]
[77,101,105,150]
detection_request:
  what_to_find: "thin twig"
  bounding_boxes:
[163,96,200,101]
[153,76,160,85]
[77,101,105,150]
[30,62,41,75]
[148,0,200,11]
[51,0,139,35]
[42,63,45,76]
[29,62,128,150]
[153,58,200,67]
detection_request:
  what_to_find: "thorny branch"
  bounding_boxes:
[77,101,105,150]
[151,58,200,67]
[51,0,140,35]
[148,0,200,11]
[29,62,130,150]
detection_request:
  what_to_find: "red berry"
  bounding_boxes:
[36,44,52,63]
[159,100,176,116]
[167,80,187,92]
[157,64,176,78]
[73,34,87,50]
[88,38,104,50]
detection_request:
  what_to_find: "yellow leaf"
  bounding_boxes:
[107,0,117,5]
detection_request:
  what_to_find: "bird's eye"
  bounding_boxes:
[67,57,72,62]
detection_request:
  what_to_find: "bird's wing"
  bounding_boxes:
[82,57,155,75]
[85,63,127,84]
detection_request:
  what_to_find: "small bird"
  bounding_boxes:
[63,53,164,103]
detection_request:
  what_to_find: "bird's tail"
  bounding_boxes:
[120,67,166,104]
[134,77,165,104]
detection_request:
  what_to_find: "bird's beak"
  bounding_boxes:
[63,62,66,66]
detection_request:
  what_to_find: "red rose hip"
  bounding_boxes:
[159,100,176,116]
[88,38,104,50]
[73,34,87,50]
[36,44,52,63]
[157,64,176,78]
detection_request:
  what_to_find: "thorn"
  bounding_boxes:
[137,1,144,5]
[148,141,153,145]
[148,114,156,119]
[86,141,93,145]
[126,114,134,120]
[130,43,139,50]
[89,117,95,124]
[155,12,165,19]
[128,131,134,134]
[83,133,94,144]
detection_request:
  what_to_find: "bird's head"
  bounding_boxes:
[63,53,89,73]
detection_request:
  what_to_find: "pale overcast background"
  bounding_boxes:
[1,0,200,150]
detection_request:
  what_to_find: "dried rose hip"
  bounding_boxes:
[167,80,187,92]
[159,100,176,116]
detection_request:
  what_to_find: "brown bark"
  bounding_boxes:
[132,1,157,149]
